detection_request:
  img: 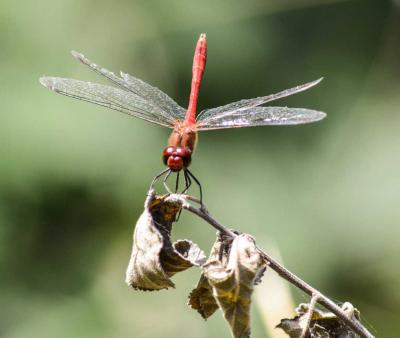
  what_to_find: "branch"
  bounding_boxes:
[180,196,374,338]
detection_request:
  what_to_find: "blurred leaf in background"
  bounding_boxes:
[1,0,400,337]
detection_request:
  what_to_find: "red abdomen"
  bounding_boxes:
[185,33,207,125]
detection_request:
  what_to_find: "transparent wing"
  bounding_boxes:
[71,51,186,120]
[39,77,176,127]
[197,106,326,131]
[196,78,323,121]
[120,72,186,119]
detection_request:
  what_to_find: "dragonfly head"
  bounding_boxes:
[162,146,192,172]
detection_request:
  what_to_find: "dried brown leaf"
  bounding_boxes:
[125,191,206,291]
[188,274,219,319]
[277,302,360,338]
[204,234,266,338]
[188,235,228,319]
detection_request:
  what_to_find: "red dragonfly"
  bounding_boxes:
[39,33,325,201]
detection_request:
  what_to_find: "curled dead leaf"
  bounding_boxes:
[125,191,206,291]
[277,302,360,338]
[188,274,219,319]
[188,234,228,319]
[189,233,266,338]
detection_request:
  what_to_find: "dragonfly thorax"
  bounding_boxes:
[168,121,198,151]
[163,146,192,172]
[164,121,198,171]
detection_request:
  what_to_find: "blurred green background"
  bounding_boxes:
[1,0,399,337]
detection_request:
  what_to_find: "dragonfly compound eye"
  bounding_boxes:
[179,147,192,167]
[162,146,176,166]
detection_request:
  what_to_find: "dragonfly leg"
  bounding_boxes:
[186,169,203,206]
[174,172,186,222]
[163,170,173,193]
[150,168,170,189]
[175,171,180,193]
[182,169,192,194]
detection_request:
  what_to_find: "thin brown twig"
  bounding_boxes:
[180,196,375,338]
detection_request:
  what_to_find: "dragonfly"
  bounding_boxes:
[39,33,326,202]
